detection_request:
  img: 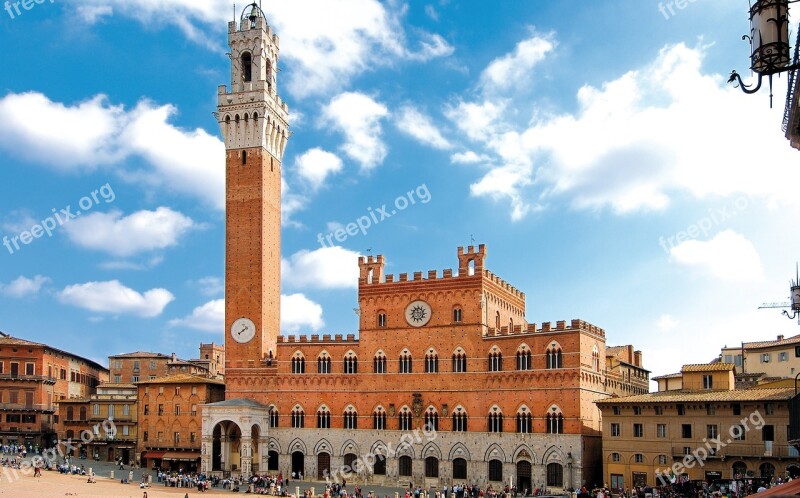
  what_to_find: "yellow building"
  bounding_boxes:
[721,334,800,380]
[597,363,800,490]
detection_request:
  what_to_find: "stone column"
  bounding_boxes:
[240,436,253,478]
[201,436,212,473]
[221,434,230,472]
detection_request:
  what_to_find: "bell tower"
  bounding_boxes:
[218,3,288,369]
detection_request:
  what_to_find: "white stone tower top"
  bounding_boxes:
[216,2,289,158]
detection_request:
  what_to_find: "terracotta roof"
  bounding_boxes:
[0,335,107,372]
[110,352,172,359]
[134,373,224,386]
[596,386,794,405]
[97,383,137,388]
[0,336,45,347]
[742,334,800,350]
[651,372,682,380]
[681,363,735,372]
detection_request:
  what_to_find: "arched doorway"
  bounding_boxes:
[292,451,305,477]
[453,458,467,480]
[760,462,775,479]
[732,461,747,479]
[546,463,563,487]
[210,420,242,473]
[344,453,357,475]
[788,465,800,478]
[107,447,115,462]
[268,450,279,471]
[317,452,331,480]
[517,461,532,494]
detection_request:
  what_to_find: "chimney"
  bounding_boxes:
[778,335,785,342]
[171,352,177,362]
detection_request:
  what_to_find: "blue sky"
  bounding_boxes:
[1,0,800,380]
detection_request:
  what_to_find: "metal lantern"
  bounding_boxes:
[749,0,791,75]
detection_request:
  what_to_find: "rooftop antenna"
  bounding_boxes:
[233,3,236,22]
[470,234,475,245]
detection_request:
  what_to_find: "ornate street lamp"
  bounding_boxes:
[784,265,800,322]
[729,0,800,107]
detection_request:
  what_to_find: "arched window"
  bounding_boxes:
[316,406,330,429]
[547,343,563,369]
[66,406,74,421]
[488,347,503,372]
[546,406,564,434]
[399,456,412,477]
[374,351,387,373]
[343,406,358,430]
[291,354,305,374]
[344,352,358,374]
[516,345,531,370]
[732,461,747,479]
[452,407,468,432]
[424,407,439,432]
[452,348,467,373]
[241,52,253,82]
[592,345,600,372]
[488,407,503,433]
[317,352,331,374]
[291,406,305,428]
[425,349,439,373]
[79,406,87,421]
[399,350,413,374]
[509,318,514,332]
[453,307,463,323]
[489,459,503,482]
[760,462,775,479]
[495,311,500,331]
[269,407,279,428]
[265,58,273,93]
[611,453,621,462]
[66,429,74,440]
[516,406,532,433]
[377,312,386,328]
[425,457,439,478]
[398,406,412,431]
[373,407,387,430]
[546,463,563,487]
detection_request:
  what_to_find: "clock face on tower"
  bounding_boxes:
[405,300,432,327]
[231,317,256,344]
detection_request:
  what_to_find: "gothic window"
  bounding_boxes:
[398,407,412,431]
[291,354,305,374]
[399,350,413,374]
[488,406,503,433]
[317,353,331,374]
[269,407,279,428]
[516,346,531,370]
[374,352,387,373]
[424,407,439,432]
[373,407,387,430]
[546,343,563,369]
[343,406,358,430]
[291,406,305,428]
[546,406,564,434]
[343,352,358,374]
[488,348,503,372]
[452,349,467,373]
[316,406,330,429]
[452,407,467,432]
[378,312,386,328]
[516,406,532,433]
[241,52,253,82]
[425,349,439,373]
[453,307,462,323]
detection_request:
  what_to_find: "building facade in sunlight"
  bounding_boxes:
[201,4,649,490]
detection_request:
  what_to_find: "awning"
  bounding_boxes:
[754,479,800,497]
[162,451,200,461]
[143,451,166,459]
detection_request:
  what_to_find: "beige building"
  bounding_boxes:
[721,334,800,380]
[597,363,800,490]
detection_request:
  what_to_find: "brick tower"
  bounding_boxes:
[218,3,289,371]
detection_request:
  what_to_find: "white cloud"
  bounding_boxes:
[281,293,324,333]
[99,256,164,271]
[450,151,490,164]
[669,230,764,282]
[0,93,124,170]
[282,246,361,290]
[169,299,224,333]
[75,5,113,23]
[480,33,555,92]
[424,5,439,21]
[281,177,308,228]
[195,276,224,297]
[294,148,344,191]
[58,280,174,317]
[656,314,679,333]
[0,275,51,298]
[395,107,451,150]
[449,42,800,219]
[322,92,389,170]
[63,207,196,257]
[63,0,451,97]
[0,93,225,210]
[169,294,324,334]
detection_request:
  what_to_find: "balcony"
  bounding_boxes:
[672,444,798,459]
[0,374,57,385]
[0,403,56,413]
